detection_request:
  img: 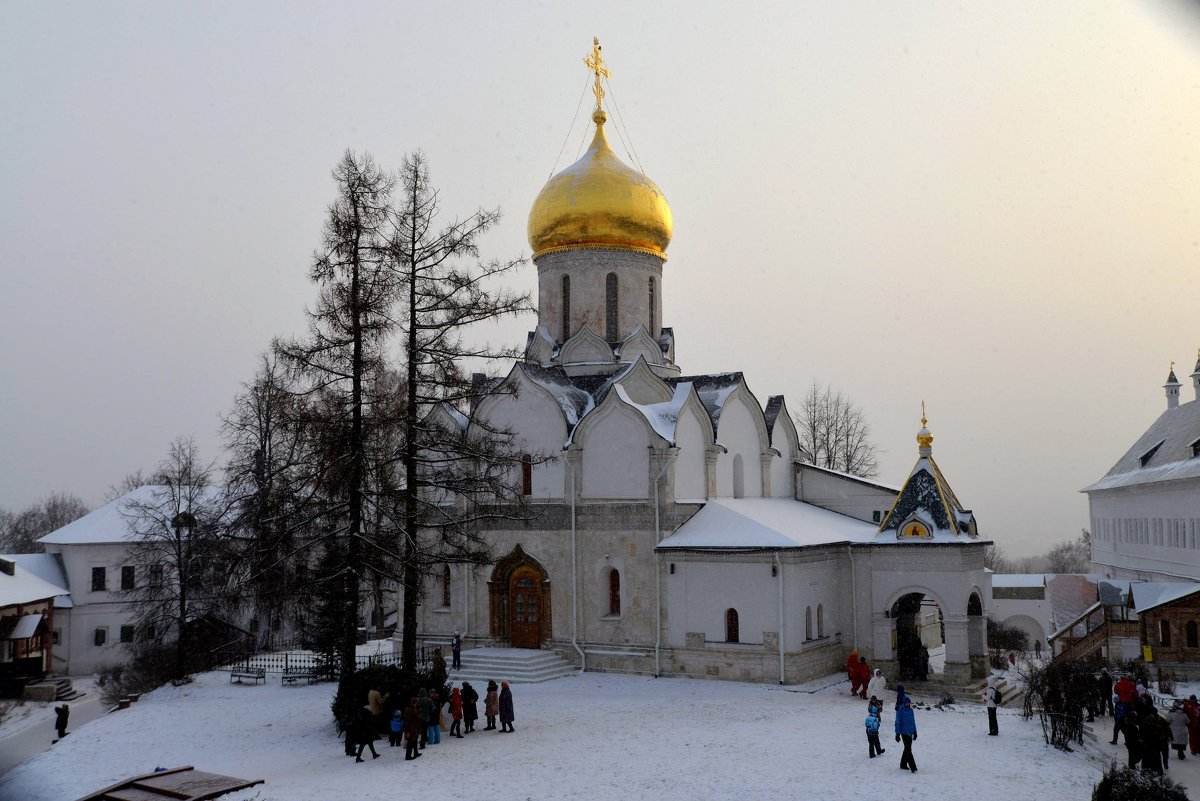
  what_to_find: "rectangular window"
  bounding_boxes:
[94,628,107,647]
[1160,619,1172,647]
[120,625,135,643]
[52,629,61,645]
[91,566,106,592]
[147,565,163,587]
[520,454,533,496]
[121,566,136,590]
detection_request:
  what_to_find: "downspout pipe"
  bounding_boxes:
[775,552,785,684]
[568,457,585,672]
[653,455,671,678]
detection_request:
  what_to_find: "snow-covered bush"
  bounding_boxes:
[1091,762,1187,801]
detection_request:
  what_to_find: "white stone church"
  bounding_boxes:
[402,45,991,685]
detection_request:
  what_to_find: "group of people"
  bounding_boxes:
[1110,672,1200,775]
[849,654,921,774]
[349,679,516,763]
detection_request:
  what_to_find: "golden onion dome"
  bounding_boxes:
[528,109,673,260]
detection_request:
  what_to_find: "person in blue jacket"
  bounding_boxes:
[894,683,910,712]
[895,698,918,773]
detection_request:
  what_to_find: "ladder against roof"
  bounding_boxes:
[72,765,264,801]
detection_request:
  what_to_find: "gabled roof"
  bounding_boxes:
[657,498,878,550]
[878,454,976,541]
[1130,581,1200,615]
[0,559,69,608]
[2,554,72,608]
[668,372,743,433]
[1082,396,1200,492]
[39,485,224,545]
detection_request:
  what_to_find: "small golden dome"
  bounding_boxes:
[916,403,934,451]
[528,110,673,260]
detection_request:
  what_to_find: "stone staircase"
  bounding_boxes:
[447,648,577,685]
[26,676,85,702]
[900,675,1022,707]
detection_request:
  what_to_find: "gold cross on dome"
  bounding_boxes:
[921,400,927,427]
[583,37,610,112]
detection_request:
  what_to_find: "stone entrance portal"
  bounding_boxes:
[489,545,552,649]
[891,592,943,681]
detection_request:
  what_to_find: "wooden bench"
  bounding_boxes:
[281,668,320,686]
[229,668,266,685]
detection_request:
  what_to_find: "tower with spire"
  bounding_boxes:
[1165,362,1181,410]
[878,405,978,540]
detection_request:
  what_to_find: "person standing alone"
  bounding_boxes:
[895,698,918,773]
[452,630,462,671]
[985,676,1000,736]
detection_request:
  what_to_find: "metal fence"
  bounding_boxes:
[224,644,405,676]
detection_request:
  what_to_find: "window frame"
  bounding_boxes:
[91,566,106,592]
[608,568,621,617]
[94,627,108,647]
[121,565,136,591]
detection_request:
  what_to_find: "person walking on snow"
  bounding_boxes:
[498,681,516,733]
[1114,674,1138,706]
[1185,695,1200,755]
[449,686,464,738]
[895,698,918,773]
[353,705,380,762]
[1110,695,1126,746]
[847,649,859,693]
[53,704,69,741]
[867,669,886,702]
[389,710,404,747]
[852,657,871,700]
[985,676,1000,736]
[452,630,462,671]
[865,710,885,758]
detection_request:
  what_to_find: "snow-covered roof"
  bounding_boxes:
[613,383,690,445]
[796,462,901,494]
[991,573,1047,588]
[1082,397,1200,492]
[39,485,224,545]
[0,560,69,608]
[9,613,44,639]
[657,498,879,550]
[668,372,742,434]
[1130,581,1200,615]
[2,554,72,608]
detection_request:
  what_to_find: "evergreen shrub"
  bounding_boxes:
[1091,762,1187,801]
[330,663,447,734]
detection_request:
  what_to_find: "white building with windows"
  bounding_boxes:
[403,45,994,686]
[1085,355,1200,582]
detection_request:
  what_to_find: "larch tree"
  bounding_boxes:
[795,381,880,478]
[389,152,534,671]
[275,151,401,687]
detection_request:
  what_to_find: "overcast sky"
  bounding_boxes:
[2,1,1198,557]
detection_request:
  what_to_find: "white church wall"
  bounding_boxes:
[475,383,567,499]
[1088,477,1200,582]
[770,441,794,499]
[782,559,840,647]
[580,404,651,500]
[714,397,764,498]
[796,466,896,524]
[673,407,708,503]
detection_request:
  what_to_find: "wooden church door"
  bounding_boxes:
[509,565,542,649]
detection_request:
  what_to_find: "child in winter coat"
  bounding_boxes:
[865,711,885,758]
[1110,696,1125,746]
[868,696,884,726]
[389,710,404,747]
[866,669,886,701]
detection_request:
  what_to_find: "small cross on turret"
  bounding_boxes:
[583,37,610,113]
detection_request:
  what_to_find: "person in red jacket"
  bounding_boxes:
[1114,675,1138,705]
[847,649,859,694]
[852,656,871,699]
[449,686,464,738]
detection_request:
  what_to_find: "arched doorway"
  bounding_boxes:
[891,592,945,682]
[967,591,986,679]
[488,545,552,650]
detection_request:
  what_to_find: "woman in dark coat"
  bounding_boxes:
[461,681,479,733]
[403,697,423,761]
[484,680,499,730]
[498,681,515,733]
[353,704,380,762]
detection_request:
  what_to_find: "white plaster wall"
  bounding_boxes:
[1089,477,1200,581]
[666,560,777,645]
[673,407,707,503]
[770,434,794,499]
[714,397,763,498]
[476,382,567,499]
[782,559,840,646]
[581,405,650,500]
[44,542,141,674]
[797,467,896,524]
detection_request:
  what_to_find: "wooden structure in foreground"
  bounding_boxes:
[73,765,264,801]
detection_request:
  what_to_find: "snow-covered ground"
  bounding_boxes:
[0,670,1150,801]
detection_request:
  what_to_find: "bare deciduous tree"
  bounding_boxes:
[121,437,237,680]
[795,381,879,478]
[1045,529,1092,574]
[0,492,89,553]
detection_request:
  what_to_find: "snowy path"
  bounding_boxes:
[0,671,1111,801]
